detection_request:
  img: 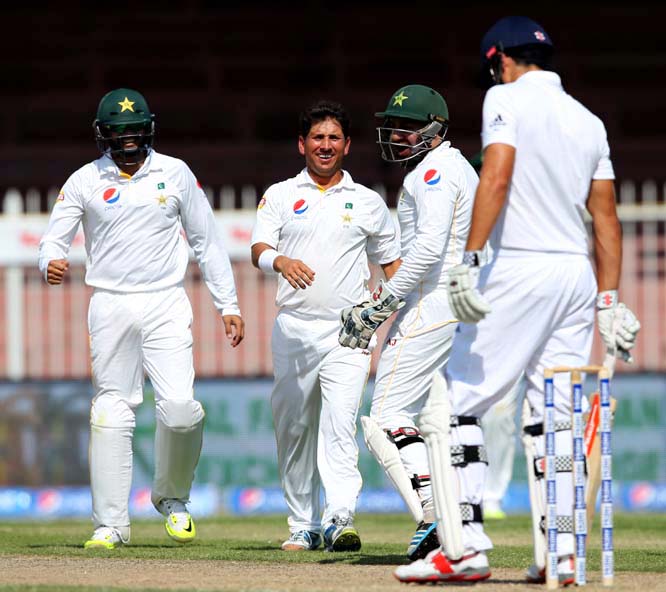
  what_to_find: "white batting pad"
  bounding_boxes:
[522,398,546,569]
[361,416,424,523]
[418,372,464,560]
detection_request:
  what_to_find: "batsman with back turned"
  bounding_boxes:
[392,16,641,584]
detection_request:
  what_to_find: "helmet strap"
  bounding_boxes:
[485,42,505,85]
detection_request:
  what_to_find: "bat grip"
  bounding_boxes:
[603,349,617,379]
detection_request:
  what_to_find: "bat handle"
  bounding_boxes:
[603,349,617,379]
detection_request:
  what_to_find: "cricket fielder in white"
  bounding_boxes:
[394,17,640,584]
[251,100,400,552]
[39,88,244,549]
[339,85,483,561]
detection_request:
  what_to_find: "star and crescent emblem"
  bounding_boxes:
[393,92,408,107]
[118,97,135,112]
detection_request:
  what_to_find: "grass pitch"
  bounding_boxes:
[0,513,664,591]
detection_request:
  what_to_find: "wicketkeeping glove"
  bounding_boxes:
[446,260,491,323]
[338,280,405,349]
[596,290,641,363]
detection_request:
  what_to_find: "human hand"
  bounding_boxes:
[46,259,69,285]
[338,281,405,349]
[597,291,640,363]
[446,263,491,323]
[222,315,245,348]
[275,256,315,289]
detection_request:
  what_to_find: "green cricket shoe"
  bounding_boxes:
[156,498,196,543]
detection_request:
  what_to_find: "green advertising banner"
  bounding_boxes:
[0,374,664,489]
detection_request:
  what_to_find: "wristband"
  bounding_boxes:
[258,248,281,275]
[596,290,618,309]
[462,249,486,267]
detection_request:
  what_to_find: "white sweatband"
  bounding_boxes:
[596,290,618,309]
[258,248,281,275]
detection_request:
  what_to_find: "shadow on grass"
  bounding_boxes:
[319,553,406,565]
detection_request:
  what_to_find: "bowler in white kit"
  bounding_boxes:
[250,100,400,552]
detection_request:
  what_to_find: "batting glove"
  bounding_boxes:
[339,280,405,349]
[447,254,491,323]
[596,290,641,363]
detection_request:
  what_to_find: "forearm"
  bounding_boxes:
[381,258,402,280]
[586,179,622,293]
[592,216,622,292]
[465,175,508,250]
[466,143,514,251]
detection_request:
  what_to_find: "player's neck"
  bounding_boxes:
[307,169,343,191]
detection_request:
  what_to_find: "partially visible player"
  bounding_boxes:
[338,84,479,560]
[251,100,401,553]
[394,16,640,584]
[39,88,244,549]
[470,150,524,522]
[482,378,524,519]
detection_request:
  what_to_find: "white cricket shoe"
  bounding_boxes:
[394,548,491,583]
[281,530,322,551]
[526,555,575,586]
[322,512,361,552]
[156,498,196,543]
[84,526,128,549]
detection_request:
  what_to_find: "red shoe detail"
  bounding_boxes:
[432,551,454,574]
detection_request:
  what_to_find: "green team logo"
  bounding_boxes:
[345,202,353,209]
[157,182,165,190]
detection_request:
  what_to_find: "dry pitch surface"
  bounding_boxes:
[1,514,664,592]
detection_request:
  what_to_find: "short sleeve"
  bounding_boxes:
[592,135,615,180]
[481,86,518,149]
[251,186,283,248]
[366,197,400,265]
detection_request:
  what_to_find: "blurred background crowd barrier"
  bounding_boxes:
[0,181,663,380]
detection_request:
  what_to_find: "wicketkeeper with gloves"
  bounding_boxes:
[338,84,481,561]
[391,16,641,585]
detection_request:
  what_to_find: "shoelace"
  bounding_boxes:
[93,526,119,540]
[331,514,352,528]
[161,498,187,515]
[291,531,312,544]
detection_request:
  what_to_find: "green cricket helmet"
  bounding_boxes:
[93,88,155,165]
[375,84,449,164]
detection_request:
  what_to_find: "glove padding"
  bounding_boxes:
[339,281,405,349]
[597,301,641,363]
[446,263,491,323]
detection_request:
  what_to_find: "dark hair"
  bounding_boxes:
[299,100,350,138]
[504,43,554,71]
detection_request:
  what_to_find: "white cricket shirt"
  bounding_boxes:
[385,142,479,299]
[38,150,241,316]
[251,169,400,320]
[482,71,615,255]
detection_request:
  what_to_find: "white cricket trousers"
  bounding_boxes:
[271,310,371,532]
[446,252,596,554]
[88,285,198,531]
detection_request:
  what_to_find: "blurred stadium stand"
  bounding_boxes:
[0,3,664,203]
